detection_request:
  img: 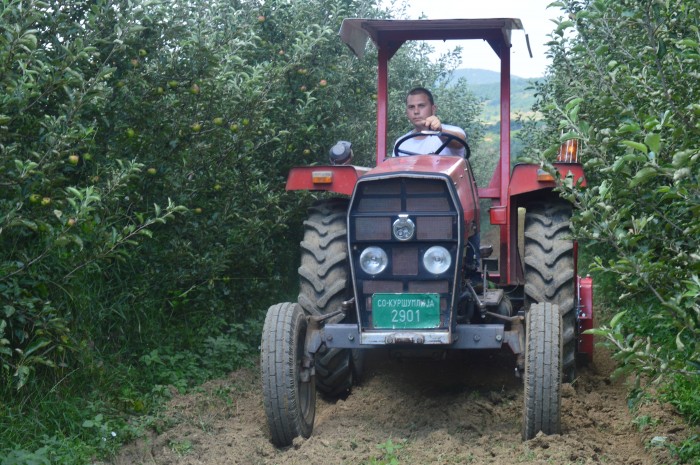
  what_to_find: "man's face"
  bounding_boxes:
[406,93,435,129]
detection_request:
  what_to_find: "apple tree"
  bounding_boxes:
[523,0,699,389]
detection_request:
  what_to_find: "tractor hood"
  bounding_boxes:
[365,154,467,182]
[360,155,478,230]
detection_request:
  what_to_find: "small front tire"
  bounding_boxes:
[522,302,562,440]
[261,302,316,447]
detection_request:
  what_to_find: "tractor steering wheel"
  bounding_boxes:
[393,131,471,159]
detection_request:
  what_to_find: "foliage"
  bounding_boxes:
[669,434,700,464]
[0,0,188,394]
[522,0,699,456]
[0,316,260,463]
[364,439,404,465]
[0,0,482,460]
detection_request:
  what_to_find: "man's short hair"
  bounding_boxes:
[406,87,434,105]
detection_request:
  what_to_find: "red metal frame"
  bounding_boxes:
[339,19,531,284]
[314,19,589,288]
[377,45,389,164]
[339,18,522,167]
[286,165,370,196]
[578,275,595,362]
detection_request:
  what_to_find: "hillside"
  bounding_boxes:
[446,69,540,167]
[450,68,540,123]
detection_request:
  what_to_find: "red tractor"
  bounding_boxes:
[260,18,594,446]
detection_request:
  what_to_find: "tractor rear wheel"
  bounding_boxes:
[524,200,577,382]
[261,302,316,447]
[298,199,359,397]
[522,302,562,440]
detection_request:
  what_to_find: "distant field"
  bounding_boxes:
[449,68,541,123]
[449,69,539,163]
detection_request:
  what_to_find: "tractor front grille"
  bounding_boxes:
[348,175,463,330]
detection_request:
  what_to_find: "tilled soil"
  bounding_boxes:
[110,347,688,465]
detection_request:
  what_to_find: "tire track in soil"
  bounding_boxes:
[110,348,666,465]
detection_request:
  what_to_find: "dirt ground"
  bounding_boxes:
[110,346,692,465]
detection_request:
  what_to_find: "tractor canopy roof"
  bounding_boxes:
[339,18,526,168]
[339,18,523,60]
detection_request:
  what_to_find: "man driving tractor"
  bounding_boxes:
[394,87,467,157]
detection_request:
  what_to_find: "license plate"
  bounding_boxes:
[372,293,440,329]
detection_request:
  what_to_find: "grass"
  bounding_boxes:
[0,315,262,464]
[363,439,404,465]
[169,439,193,457]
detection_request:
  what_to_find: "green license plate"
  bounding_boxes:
[372,293,441,329]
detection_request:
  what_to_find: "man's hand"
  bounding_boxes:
[419,115,442,131]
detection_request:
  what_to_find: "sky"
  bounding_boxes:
[387,0,566,78]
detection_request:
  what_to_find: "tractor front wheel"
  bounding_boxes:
[522,302,563,440]
[261,302,316,447]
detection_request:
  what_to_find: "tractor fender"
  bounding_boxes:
[509,163,586,197]
[286,165,371,196]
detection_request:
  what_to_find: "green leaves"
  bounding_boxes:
[629,166,657,187]
[621,140,648,154]
[644,133,661,154]
[525,0,700,402]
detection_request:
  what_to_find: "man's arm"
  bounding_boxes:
[419,115,466,148]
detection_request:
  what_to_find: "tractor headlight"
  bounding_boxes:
[360,246,388,275]
[423,246,451,275]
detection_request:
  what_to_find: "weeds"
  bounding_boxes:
[169,439,193,457]
[364,439,404,465]
[668,435,700,464]
[0,317,260,463]
[633,415,659,432]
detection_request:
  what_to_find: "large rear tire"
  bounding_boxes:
[298,199,357,397]
[522,302,562,440]
[524,200,577,382]
[261,302,316,447]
